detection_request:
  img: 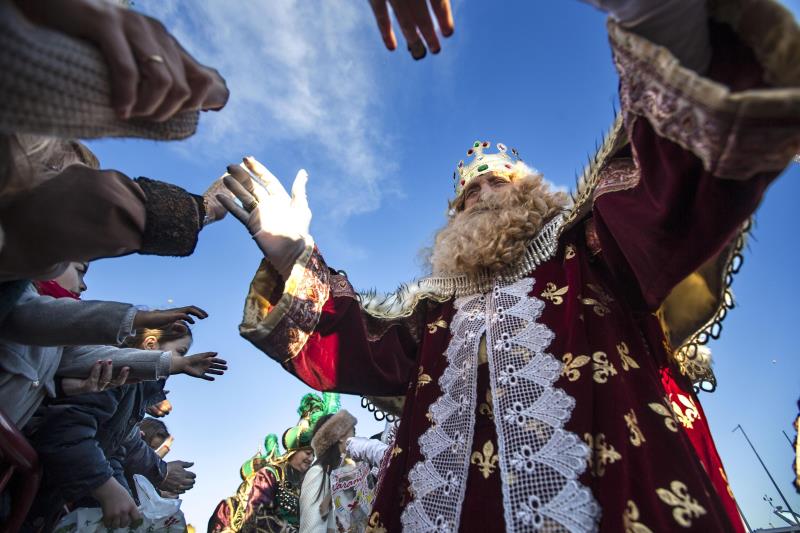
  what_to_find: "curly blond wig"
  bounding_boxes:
[430,167,567,276]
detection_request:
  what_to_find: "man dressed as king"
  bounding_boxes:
[218,0,800,530]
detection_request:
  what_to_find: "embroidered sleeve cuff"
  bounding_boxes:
[608,0,800,179]
[239,239,331,362]
[116,306,138,344]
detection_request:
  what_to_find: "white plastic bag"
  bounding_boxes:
[54,475,186,532]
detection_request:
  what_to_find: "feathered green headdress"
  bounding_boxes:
[239,392,340,479]
[283,392,340,452]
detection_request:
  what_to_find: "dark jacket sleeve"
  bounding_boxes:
[28,390,121,501]
[120,425,168,486]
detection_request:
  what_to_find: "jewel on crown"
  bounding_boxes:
[453,140,523,196]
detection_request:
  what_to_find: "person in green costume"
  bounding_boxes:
[207,392,340,532]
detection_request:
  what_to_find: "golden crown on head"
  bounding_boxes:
[454,140,524,196]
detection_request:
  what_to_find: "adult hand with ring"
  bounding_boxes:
[16,0,229,121]
[218,157,312,279]
[61,359,131,396]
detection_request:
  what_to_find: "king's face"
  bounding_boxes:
[461,172,514,211]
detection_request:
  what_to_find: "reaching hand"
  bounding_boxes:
[91,477,142,529]
[201,176,233,225]
[367,0,454,60]
[218,157,311,278]
[170,352,227,381]
[17,0,229,120]
[62,360,130,396]
[133,306,208,331]
[146,397,173,417]
[159,460,196,494]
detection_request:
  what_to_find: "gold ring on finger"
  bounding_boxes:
[244,199,258,211]
[145,54,165,64]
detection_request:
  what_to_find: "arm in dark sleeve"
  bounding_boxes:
[28,390,120,501]
[120,426,168,487]
[592,3,799,310]
[0,166,206,281]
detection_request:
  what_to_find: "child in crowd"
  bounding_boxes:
[140,417,173,458]
[23,321,224,529]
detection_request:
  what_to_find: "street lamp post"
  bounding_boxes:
[734,424,800,526]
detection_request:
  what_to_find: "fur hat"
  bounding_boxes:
[311,409,357,457]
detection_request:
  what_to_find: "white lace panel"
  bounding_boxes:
[402,292,485,532]
[402,278,599,533]
[487,278,599,532]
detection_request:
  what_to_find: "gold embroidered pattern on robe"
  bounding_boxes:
[617,341,640,371]
[366,511,387,533]
[581,283,614,316]
[669,393,701,429]
[562,352,591,381]
[623,500,654,533]
[479,389,494,420]
[470,440,499,479]
[656,480,707,527]
[625,409,646,447]
[426,316,448,334]
[565,244,577,259]
[592,351,618,383]
[649,401,679,432]
[540,282,569,305]
[416,367,432,391]
[584,433,622,477]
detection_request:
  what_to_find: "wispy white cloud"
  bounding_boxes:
[137,0,395,223]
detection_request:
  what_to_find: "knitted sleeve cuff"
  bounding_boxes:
[134,177,205,257]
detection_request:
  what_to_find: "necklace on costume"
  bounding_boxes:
[421,214,563,298]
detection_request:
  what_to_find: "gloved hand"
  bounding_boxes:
[218,156,311,279]
[346,436,390,467]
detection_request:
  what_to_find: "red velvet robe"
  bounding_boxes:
[239,3,800,532]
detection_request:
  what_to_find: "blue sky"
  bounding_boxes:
[83,1,800,528]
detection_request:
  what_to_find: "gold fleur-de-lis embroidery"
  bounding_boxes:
[391,446,403,458]
[625,409,646,447]
[580,283,614,317]
[479,389,494,420]
[656,480,707,527]
[624,500,654,533]
[565,244,576,259]
[581,296,611,317]
[618,341,640,371]
[470,440,499,479]
[583,433,622,477]
[425,411,433,423]
[366,511,387,533]
[416,367,432,391]
[669,393,701,429]
[540,282,569,305]
[592,351,618,383]
[562,352,591,381]
[649,400,679,433]
[426,316,448,334]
